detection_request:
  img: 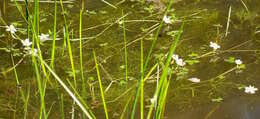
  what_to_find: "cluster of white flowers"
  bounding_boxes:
[209,42,220,50]
[171,54,186,66]
[4,25,49,56]
[21,38,38,56]
[235,59,242,65]
[245,85,258,94]
[39,33,50,42]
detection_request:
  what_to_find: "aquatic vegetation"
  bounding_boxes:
[0,0,259,119]
[28,48,38,56]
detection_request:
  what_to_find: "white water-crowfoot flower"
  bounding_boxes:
[6,25,17,34]
[171,54,179,60]
[150,95,157,104]
[235,59,242,65]
[176,58,186,66]
[245,85,258,94]
[209,42,220,50]
[163,15,172,24]
[39,33,50,42]
[21,38,32,47]
[187,77,200,83]
[28,48,38,56]
[171,54,186,66]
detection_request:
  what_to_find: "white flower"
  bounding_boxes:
[209,42,220,50]
[28,48,38,56]
[21,38,32,47]
[39,33,50,42]
[176,58,186,66]
[187,77,200,83]
[163,15,172,24]
[171,54,186,66]
[171,54,179,60]
[6,25,17,34]
[245,85,258,94]
[150,95,157,104]
[235,59,242,65]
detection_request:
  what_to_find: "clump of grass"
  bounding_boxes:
[130,0,177,118]
[3,0,259,119]
[146,21,184,119]
[40,57,95,118]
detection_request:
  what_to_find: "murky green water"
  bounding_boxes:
[0,0,260,119]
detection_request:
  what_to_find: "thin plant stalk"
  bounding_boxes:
[59,0,77,88]
[79,0,87,106]
[140,38,144,119]
[58,3,78,117]
[60,93,64,119]
[120,98,132,119]
[11,53,29,119]
[225,6,232,37]
[155,79,170,118]
[23,86,30,119]
[93,50,109,119]
[122,10,128,81]
[31,0,47,118]
[50,0,57,68]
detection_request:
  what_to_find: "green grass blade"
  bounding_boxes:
[59,0,77,88]
[140,38,144,119]
[50,0,57,68]
[122,10,128,81]
[93,50,109,119]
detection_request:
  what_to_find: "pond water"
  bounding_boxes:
[0,0,260,119]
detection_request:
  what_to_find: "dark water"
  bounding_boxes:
[165,96,260,119]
